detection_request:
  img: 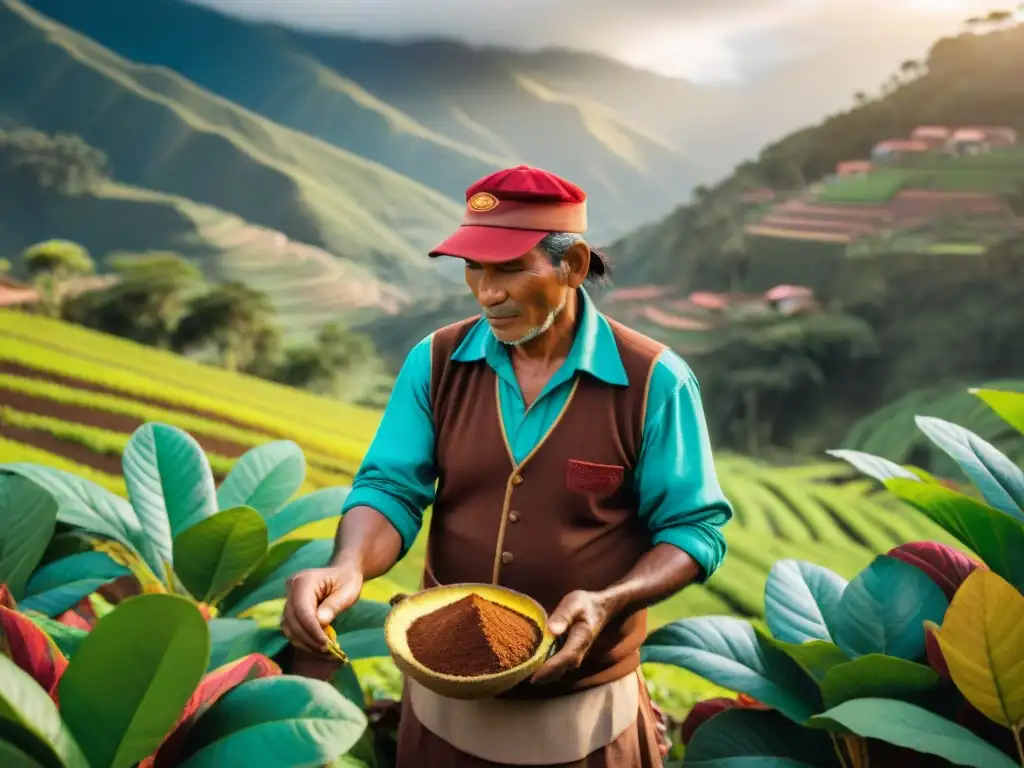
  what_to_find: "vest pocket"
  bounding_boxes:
[565,459,626,496]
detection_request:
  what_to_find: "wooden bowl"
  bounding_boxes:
[384,583,555,700]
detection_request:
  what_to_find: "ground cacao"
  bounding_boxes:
[407,593,541,676]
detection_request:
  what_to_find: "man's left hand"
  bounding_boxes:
[530,590,611,684]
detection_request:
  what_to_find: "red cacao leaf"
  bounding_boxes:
[141,653,281,768]
[736,693,770,710]
[887,541,985,601]
[680,697,739,746]
[0,594,68,701]
[56,610,92,632]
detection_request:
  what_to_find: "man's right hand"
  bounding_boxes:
[282,563,363,654]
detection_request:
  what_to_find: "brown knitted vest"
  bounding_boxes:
[425,313,666,698]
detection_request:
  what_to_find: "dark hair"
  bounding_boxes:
[538,232,611,283]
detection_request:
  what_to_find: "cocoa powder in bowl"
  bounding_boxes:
[406,593,542,677]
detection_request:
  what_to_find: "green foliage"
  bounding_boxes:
[0,593,368,766]
[657,386,1024,765]
[841,380,1024,479]
[0,422,387,674]
[0,128,109,196]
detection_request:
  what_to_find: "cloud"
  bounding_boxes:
[187,0,993,82]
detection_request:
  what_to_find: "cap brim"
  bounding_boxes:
[428,225,548,264]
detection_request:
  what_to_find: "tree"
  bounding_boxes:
[696,311,879,455]
[172,282,276,371]
[0,129,109,196]
[274,321,375,395]
[71,252,205,347]
[21,240,95,318]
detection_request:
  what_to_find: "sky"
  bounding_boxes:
[187,0,1007,83]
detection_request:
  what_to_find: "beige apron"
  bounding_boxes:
[407,671,642,765]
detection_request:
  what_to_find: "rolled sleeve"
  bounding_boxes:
[634,351,733,581]
[341,335,437,555]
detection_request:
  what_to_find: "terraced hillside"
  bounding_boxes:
[0,176,410,339]
[20,0,708,241]
[0,0,461,289]
[0,309,962,625]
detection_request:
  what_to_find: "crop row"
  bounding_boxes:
[0,372,358,476]
[0,333,370,468]
[0,310,383,437]
[0,435,125,495]
[0,408,351,497]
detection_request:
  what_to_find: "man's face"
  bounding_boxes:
[464,247,567,345]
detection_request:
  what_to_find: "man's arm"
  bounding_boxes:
[632,350,733,585]
[332,333,439,574]
[282,334,437,652]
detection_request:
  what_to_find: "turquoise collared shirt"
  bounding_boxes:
[342,288,733,581]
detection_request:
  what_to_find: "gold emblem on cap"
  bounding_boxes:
[468,192,499,212]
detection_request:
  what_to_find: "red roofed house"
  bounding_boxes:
[910,126,952,150]
[836,160,873,177]
[0,275,37,308]
[957,126,1018,148]
[765,285,818,316]
[948,128,990,155]
[871,139,931,164]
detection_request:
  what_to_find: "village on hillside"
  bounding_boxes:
[603,124,1024,345]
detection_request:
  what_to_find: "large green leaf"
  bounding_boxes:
[760,637,849,685]
[971,387,1024,434]
[0,475,57,599]
[20,551,130,617]
[58,594,210,768]
[266,488,347,543]
[224,540,332,617]
[331,664,366,710]
[0,465,141,560]
[332,601,391,661]
[808,698,1018,768]
[825,449,922,484]
[216,441,306,518]
[640,617,820,723]
[172,506,269,604]
[819,655,940,709]
[0,730,50,768]
[176,676,368,767]
[217,539,310,613]
[831,555,948,660]
[886,478,1024,591]
[763,560,847,644]
[208,618,289,670]
[122,423,219,565]
[684,707,839,768]
[0,654,89,768]
[915,416,1024,520]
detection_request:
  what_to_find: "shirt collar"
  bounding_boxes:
[452,287,629,387]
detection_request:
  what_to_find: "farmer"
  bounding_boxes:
[282,165,733,767]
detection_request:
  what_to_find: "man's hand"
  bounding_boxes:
[281,563,363,655]
[530,590,611,684]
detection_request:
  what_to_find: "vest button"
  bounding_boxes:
[508,511,520,523]
[512,474,523,486]
[501,551,514,565]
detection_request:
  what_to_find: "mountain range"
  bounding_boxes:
[0,0,979,341]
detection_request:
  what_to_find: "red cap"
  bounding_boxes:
[429,165,588,263]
